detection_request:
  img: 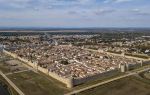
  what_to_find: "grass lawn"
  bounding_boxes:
[7,71,69,95]
[77,76,150,95]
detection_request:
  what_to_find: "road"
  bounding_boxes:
[65,67,150,95]
[0,71,25,95]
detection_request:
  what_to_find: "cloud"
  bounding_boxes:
[0,0,94,10]
[131,9,150,16]
[0,0,150,27]
[104,0,133,3]
[94,9,115,15]
[68,11,79,15]
[114,0,133,3]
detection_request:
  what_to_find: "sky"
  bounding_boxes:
[0,0,150,28]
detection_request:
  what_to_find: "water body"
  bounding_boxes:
[0,83,10,95]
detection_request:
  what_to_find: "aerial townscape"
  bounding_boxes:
[0,29,150,95]
[0,0,150,95]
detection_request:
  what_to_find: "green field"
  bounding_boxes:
[7,71,69,95]
[77,76,150,95]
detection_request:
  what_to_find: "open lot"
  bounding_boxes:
[7,71,69,95]
[0,59,28,74]
[77,76,150,95]
[0,54,13,73]
[0,52,29,74]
